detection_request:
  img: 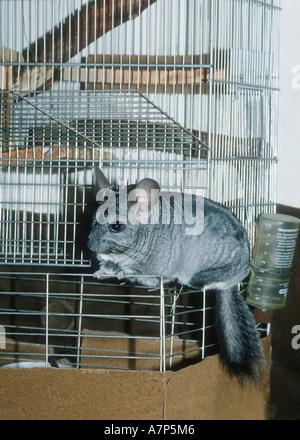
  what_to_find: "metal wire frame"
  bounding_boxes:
[0,0,212,132]
[0,0,279,370]
[0,0,281,243]
[208,0,280,249]
[0,272,218,372]
[0,89,208,267]
[0,272,269,371]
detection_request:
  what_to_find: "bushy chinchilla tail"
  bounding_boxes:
[215,286,265,385]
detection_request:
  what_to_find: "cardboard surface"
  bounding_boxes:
[165,337,271,420]
[0,368,164,420]
[0,336,271,420]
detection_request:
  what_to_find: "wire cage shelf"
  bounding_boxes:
[0,272,218,372]
[0,272,268,371]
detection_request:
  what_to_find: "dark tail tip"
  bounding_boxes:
[219,344,265,386]
[215,287,266,385]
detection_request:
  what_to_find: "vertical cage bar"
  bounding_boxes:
[168,287,179,370]
[76,275,84,369]
[45,273,49,366]
[159,276,166,373]
[202,290,206,360]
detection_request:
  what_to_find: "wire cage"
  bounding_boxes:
[0,272,218,371]
[0,0,280,372]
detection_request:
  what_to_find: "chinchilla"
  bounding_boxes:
[88,168,265,384]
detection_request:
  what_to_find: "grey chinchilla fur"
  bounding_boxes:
[88,168,265,384]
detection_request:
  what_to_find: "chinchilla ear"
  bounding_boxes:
[129,178,160,213]
[95,168,111,190]
[136,178,160,192]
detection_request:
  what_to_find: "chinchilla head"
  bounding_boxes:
[87,214,135,256]
[87,169,161,256]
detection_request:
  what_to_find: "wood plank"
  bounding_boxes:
[63,66,207,94]
[60,53,228,94]
[1,146,64,166]
[1,146,117,166]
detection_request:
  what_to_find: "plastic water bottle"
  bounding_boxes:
[246,213,300,311]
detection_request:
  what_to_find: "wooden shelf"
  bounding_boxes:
[62,54,227,94]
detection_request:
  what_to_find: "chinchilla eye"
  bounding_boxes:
[108,222,125,233]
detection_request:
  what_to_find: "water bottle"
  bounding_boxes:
[246,213,300,311]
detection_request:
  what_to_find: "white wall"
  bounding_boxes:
[278,1,300,208]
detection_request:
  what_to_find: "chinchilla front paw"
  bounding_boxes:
[93,269,109,279]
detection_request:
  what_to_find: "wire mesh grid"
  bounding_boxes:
[0,0,279,372]
[0,272,218,372]
[0,0,281,246]
[208,0,281,247]
[0,89,207,267]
